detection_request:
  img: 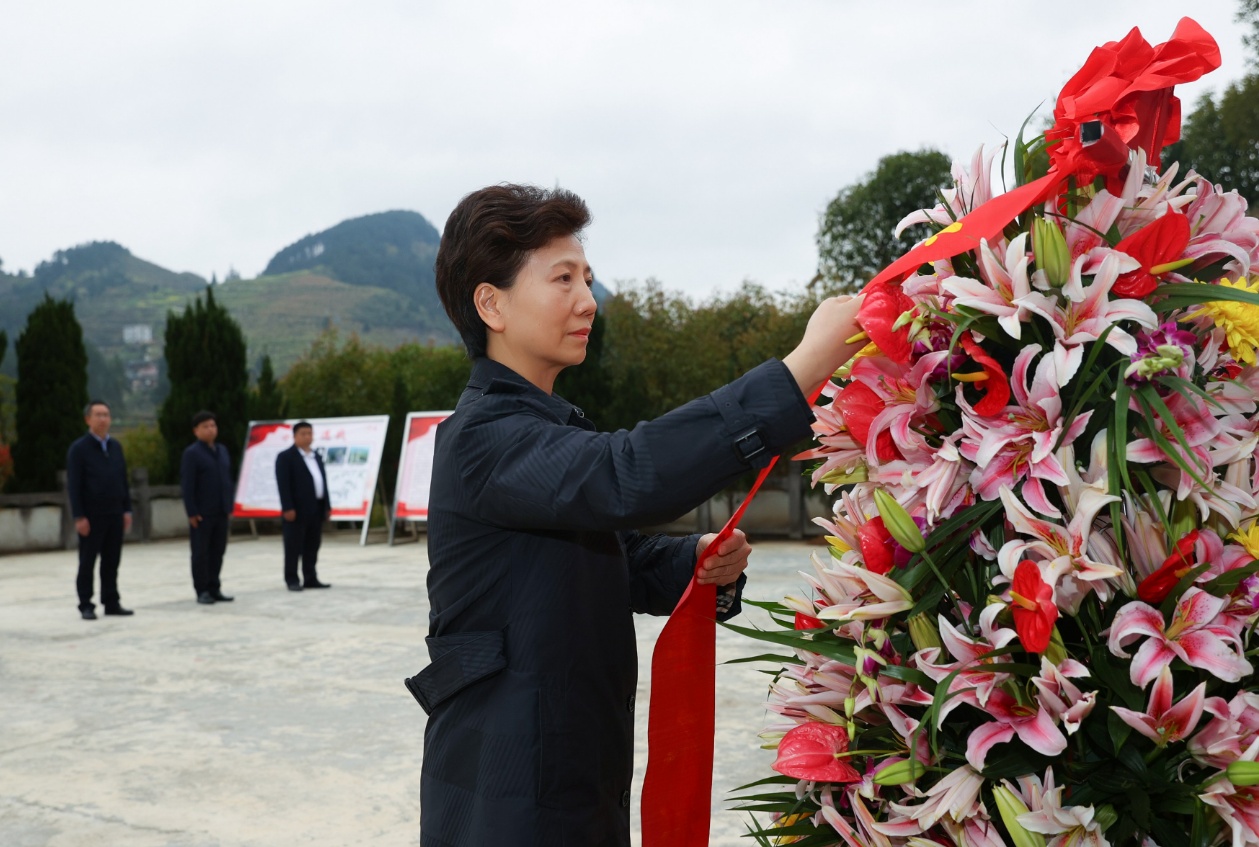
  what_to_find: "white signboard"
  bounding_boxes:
[392,411,452,521]
[233,416,390,527]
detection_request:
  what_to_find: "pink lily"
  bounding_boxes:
[916,605,1017,723]
[895,146,998,234]
[1058,188,1125,274]
[1108,587,1253,687]
[848,352,949,469]
[1181,177,1259,278]
[887,764,985,830]
[1191,691,1259,769]
[1017,769,1108,847]
[941,234,1036,339]
[1111,666,1207,746]
[1031,657,1097,734]
[1201,778,1259,847]
[959,345,1092,517]
[965,686,1068,770]
[1021,252,1157,357]
[996,486,1123,593]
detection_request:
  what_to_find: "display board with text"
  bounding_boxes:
[392,411,452,522]
[233,416,390,521]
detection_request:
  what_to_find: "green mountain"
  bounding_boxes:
[1,208,610,419]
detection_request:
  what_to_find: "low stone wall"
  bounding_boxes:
[0,469,190,555]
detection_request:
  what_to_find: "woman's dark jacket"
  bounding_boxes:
[416,357,813,847]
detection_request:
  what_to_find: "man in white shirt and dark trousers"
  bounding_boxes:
[275,421,332,591]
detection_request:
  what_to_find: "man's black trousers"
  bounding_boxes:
[282,518,323,585]
[77,513,124,611]
[190,514,228,595]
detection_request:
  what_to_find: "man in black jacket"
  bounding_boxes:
[180,410,234,605]
[274,420,331,591]
[66,400,133,620]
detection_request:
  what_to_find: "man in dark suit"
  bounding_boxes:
[275,420,331,591]
[180,410,234,605]
[66,399,134,620]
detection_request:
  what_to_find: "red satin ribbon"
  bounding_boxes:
[642,383,823,846]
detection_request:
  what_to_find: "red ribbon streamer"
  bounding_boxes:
[642,383,822,846]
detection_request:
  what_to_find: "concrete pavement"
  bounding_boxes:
[0,531,823,846]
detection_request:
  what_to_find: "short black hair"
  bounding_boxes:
[191,410,217,428]
[435,184,591,358]
[83,399,110,417]
[292,421,312,435]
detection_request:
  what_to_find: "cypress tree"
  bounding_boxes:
[158,286,249,482]
[12,295,89,492]
[249,354,287,421]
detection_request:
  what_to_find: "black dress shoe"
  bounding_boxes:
[287,582,303,591]
[197,592,216,604]
[80,608,97,620]
[303,580,331,589]
[103,606,134,616]
[211,591,234,602]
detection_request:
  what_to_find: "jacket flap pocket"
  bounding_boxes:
[404,630,506,715]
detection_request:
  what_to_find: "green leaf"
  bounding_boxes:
[1152,282,1259,312]
[723,653,803,667]
[1204,559,1259,594]
[721,622,857,665]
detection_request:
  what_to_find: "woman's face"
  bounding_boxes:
[485,234,597,380]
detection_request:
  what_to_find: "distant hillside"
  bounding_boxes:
[0,213,613,419]
[215,271,453,372]
[263,210,443,313]
[0,242,207,355]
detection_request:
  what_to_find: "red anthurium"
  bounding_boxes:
[1010,560,1057,654]
[794,612,826,630]
[1138,529,1200,604]
[837,381,902,462]
[857,517,895,576]
[1112,210,1192,298]
[772,722,862,783]
[857,281,916,364]
[957,334,1012,417]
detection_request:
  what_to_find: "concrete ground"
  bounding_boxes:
[0,530,824,846]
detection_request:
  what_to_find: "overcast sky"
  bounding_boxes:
[0,2,1250,300]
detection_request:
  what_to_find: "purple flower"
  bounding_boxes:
[1124,321,1197,385]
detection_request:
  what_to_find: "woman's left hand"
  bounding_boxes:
[695,528,751,586]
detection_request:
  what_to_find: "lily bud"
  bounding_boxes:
[992,785,1046,847]
[873,489,925,553]
[873,758,927,786]
[1033,217,1071,288]
[1228,761,1259,786]
[908,613,942,652]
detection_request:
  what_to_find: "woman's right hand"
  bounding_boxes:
[782,294,866,395]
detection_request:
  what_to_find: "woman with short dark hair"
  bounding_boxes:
[415,183,863,846]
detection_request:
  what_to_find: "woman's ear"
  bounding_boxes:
[474,283,505,333]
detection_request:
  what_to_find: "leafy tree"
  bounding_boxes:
[249,354,287,421]
[11,295,89,492]
[1164,2,1259,200]
[816,149,953,293]
[1242,0,1259,67]
[1165,78,1259,202]
[158,286,249,482]
[117,424,168,481]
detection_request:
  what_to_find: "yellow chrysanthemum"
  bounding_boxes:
[1229,522,1259,562]
[1183,277,1259,366]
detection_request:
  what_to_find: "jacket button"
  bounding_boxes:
[620,789,631,807]
[626,694,635,713]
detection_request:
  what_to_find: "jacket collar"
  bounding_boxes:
[465,357,588,427]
